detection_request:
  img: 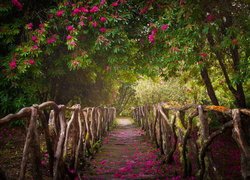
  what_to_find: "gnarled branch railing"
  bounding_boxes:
[133,103,250,180]
[0,101,116,180]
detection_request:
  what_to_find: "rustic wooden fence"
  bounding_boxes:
[133,103,250,180]
[0,101,116,180]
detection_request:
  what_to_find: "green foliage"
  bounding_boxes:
[0,0,249,118]
[131,76,207,106]
[9,119,25,127]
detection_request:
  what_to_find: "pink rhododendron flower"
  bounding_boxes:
[206,14,215,22]
[24,59,35,65]
[161,24,169,31]
[47,35,57,44]
[72,60,79,66]
[100,17,107,22]
[232,38,238,45]
[32,36,38,43]
[199,52,208,58]
[66,25,74,31]
[92,21,98,27]
[111,1,119,7]
[48,14,53,19]
[72,8,81,15]
[9,60,17,70]
[69,41,77,46]
[148,28,157,43]
[64,2,70,6]
[151,28,158,35]
[56,10,64,17]
[67,35,73,40]
[100,0,106,5]
[26,23,33,30]
[79,21,85,26]
[140,6,149,14]
[90,6,99,13]
[38,29,45,35]
[171,47,180,52]
[39,23,45,29]
[179,0,186,6]
[88,16,93,21]
[31,45,39,50]
[80,7,89,13]
[99,27,106,33]
[148,35,155,43]
[11,0,23,10]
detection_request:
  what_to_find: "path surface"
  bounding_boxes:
[83,118,173,179]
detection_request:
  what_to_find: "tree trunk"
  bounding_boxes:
[200,67,219,105]
[207,32,246,108]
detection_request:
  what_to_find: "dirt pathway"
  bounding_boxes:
[83,118,173,179]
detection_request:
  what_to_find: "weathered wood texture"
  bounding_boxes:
[133,103,250,180]
[0,101,116,180]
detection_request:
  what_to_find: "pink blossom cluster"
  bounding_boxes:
[24,59,35,65]
[148,28,157,43]
[9,59,17,70]
[47,34,57,44]
[11,0,23,10]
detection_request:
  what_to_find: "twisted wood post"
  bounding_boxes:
[232,109,250,180]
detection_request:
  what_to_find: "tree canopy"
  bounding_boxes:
[0,0,249,116]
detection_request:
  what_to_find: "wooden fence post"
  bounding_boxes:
[53,105,67,180]
[232,109,250,179]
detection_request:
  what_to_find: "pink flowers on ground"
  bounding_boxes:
[114,173,122,178]
[40,160,46,166]
[99,160,107,165]
[145,160,154,168]
[11,0,23,10]
[9,60,17,70]
[26,23,33,30]
[161,24,169,31]
[100,17,107,22]
[66,25,75,32]
[56,10,64,17]
[90,6,99,13]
